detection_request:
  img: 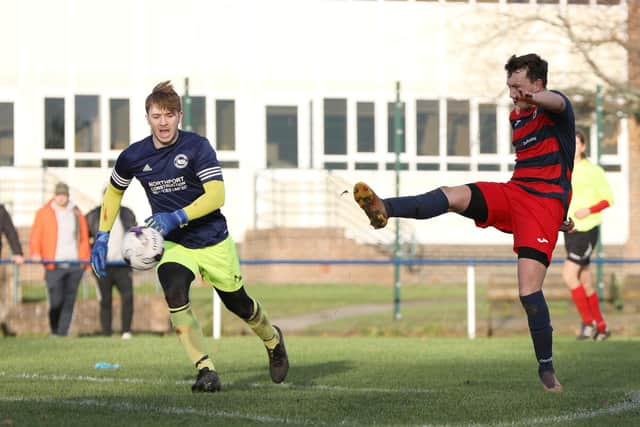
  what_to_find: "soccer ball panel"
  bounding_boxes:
[121,226,164,270]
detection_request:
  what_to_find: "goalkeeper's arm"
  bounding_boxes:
[98,183,125,232]
[182,180,225,221]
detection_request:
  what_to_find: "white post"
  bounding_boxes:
[467,264,476,340]
[212,290,221,339]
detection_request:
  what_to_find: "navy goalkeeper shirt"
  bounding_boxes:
[110,130,228,249]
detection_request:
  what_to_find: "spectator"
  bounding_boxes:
[562,130,614,340]
[86,200,137,338]
[0,203,25,324]
[30,182,90,337]
[0,203,25,265]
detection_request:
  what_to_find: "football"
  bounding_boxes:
[121,226,165,270]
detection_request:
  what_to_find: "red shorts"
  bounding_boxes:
[474,181,565,262]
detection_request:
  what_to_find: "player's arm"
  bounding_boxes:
[183,180,225,221]
[91,182,124,278]
[98,183,125,232]
[145,180,224,235]
[527,90,566,113]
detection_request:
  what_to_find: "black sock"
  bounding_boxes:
[520,291,554,372]
[385,188,449,219]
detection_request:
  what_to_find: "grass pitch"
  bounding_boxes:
[2,335,640,426]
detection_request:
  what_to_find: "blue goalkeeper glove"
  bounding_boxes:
[145,209,188,236]
[90,231,110,278]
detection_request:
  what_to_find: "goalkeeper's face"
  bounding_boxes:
[147,104,183,147]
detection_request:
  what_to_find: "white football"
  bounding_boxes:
[121,226,164,270]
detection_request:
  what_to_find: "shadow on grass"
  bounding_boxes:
[223,360,354,390]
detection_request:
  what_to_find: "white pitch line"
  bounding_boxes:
[0,396,325,426]
[250,382,436,394]
[0,371,436,394]
[2,372,639,426]
[494,390,640,427]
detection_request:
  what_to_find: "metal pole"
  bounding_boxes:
[212,290,221,339]
[393,82,403,320]
[595,85,605,300]
[466,265,476,339]
[183,77,192,132]
[12,263,19,305]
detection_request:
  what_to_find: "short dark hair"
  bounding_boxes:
[576,129,587,145]
[504,54,548,88]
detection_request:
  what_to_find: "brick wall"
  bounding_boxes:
[240,227,624,286]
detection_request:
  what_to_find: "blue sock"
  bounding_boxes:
[384,188,449,219]
[520,291,554,372]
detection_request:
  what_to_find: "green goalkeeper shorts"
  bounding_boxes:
[157,236,244,292]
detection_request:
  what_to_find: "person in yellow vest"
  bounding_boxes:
[561,130,614,340]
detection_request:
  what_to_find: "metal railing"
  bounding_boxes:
[4,257,639,340]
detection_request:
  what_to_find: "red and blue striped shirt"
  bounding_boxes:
[509,90,575,214]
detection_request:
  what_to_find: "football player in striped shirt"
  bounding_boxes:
[90,81,288,392]
[354,54,574,393]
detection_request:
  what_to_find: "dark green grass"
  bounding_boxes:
[1,335,640,426]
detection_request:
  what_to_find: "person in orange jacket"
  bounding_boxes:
[30,182,90,336]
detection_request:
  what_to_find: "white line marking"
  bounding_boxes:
[0,371,435,394]
[495,391,640,426]
[0,396,322,426]
[2,372,640,426]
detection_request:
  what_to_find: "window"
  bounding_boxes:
[45,98,65,149]
[216,100,235,151]
[324,99,347,155]
[357,102,375,153]
[266,106,297,168]
[75,95,100,153]
[573,104,592,155]
[0,103,14,166]
[601,103,620,156]
[387,101,405,153]
[42,159,68,167]
[416,100,439,156]
[479,103,497,154]
[190,96,206,137]
[447,100,469,156]
[110,99,130,150]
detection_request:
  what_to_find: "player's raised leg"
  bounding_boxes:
[353,182,466,229]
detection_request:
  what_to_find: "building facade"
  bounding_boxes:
[0,0,630,247]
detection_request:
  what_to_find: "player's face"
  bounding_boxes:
[146,104,183,147]
[575,136,586,161]
[53,193,69,208]
[506,68,539,111]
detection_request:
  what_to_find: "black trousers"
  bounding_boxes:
[96,266,134,335]
[45,267,84,336]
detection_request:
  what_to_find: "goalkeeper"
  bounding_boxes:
[90,81,288,392]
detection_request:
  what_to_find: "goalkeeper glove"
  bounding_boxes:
[145,209,188,236]
[90,231,110,278]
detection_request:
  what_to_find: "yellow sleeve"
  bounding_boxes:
[182,180,225,221]
[98,183,124,232]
